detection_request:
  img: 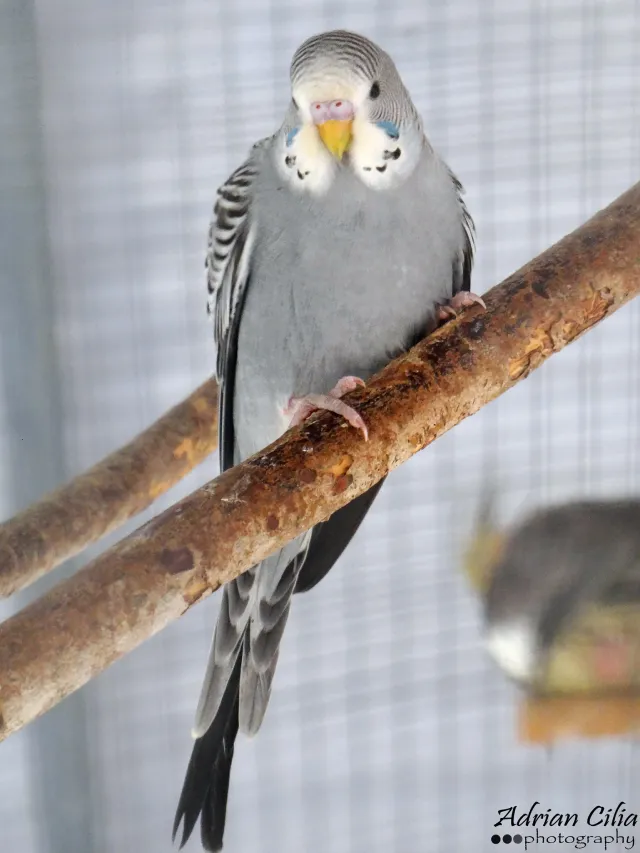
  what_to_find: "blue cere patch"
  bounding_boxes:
[286,127,300,147]
[376,120,400,140]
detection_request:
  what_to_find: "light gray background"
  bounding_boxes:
[1,1,639,851]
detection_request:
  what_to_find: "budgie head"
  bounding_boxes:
[278,30,424,194]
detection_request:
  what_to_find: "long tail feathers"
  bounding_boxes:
[173,549,299,849]
[173,481,386,849]
[173,654,241,852]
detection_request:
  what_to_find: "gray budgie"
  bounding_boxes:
[174,30,482,851]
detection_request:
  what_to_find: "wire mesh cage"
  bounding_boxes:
[1,1,639,852]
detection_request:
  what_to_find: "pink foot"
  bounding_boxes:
[329,375,365,397]
[437,291,486,323]
[285,375,368,440]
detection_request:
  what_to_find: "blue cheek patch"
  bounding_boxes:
[286,127,300,147]
[376,120,400,140]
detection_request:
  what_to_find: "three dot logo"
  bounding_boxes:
[491,834,524,845]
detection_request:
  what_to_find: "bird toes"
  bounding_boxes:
[437,291,486,325]
[285,377,368,441]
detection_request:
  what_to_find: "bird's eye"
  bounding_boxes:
[369,82,380,99]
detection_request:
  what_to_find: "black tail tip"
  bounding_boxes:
[171,820,184,850]
[173,662,240,852]
[172,812,196,851]
[173,811,224,853]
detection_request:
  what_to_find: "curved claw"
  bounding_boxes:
[328,375,366,397]
[449,291,486,311]
[285,375,369,440]
[438,291,486,325]
[437,304,458,322]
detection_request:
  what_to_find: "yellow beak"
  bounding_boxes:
[317,119,353,160]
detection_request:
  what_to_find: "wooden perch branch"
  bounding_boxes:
[0,379,219,597]
[0,183,639,743]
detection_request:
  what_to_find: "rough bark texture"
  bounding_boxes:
[0,378,219,597]
[0,183,639,743]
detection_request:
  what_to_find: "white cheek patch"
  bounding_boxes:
[275,124,337,196]
[349,118,420,190]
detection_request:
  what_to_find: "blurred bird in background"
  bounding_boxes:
[464,494,640,696]
[173,29,484,852]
